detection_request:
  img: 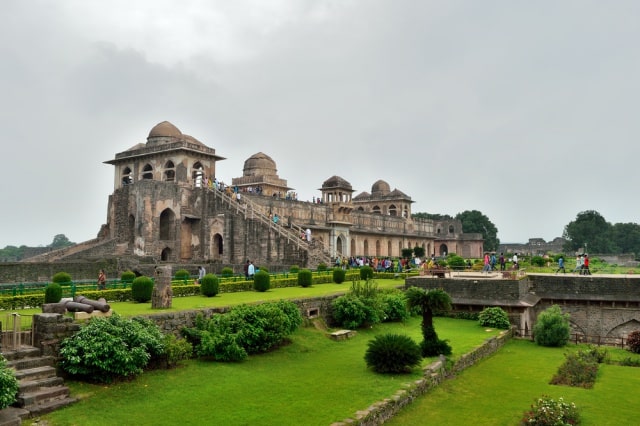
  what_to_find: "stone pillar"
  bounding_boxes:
[152,265,173,309]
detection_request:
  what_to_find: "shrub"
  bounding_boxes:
[627,330,640,354]
[364,334,422,374]
[59,314,165,382]
[131,276,154,303]
[120,270,136,283]
[257,266,268,273]
[162,334,193,368]
[533,305,571,347]
[332,267,346,284]
[52,271,72,285]
[289,265,300,273]
[298,269,313,288]
[447,255,466,271]
[0,355,18,409]
[380,290,409,322]
[253,270,270,292]
[521,395,580,425]
[332,296,369,329]
[317,262,327,272]
[478,307,511,329]
[360,265,373,280]
[550,350,599,388]
[220,267,234,277]
[44,282,63,304]
[174,269,190,281]
[531,255,546,267]
[200,273,219,297]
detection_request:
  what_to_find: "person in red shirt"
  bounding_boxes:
[582,254,591,275]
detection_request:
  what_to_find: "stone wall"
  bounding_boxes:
[0,259,121,283]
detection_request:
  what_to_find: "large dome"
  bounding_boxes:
[148,121,182,139]
[321,175,352,190]
[243,152,277,176]
[371,179,390,195]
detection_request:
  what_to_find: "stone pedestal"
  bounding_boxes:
[152,265,173,309]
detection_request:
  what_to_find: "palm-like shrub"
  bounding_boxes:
[533,305,570,347]
[52,271,72,285]
[360,265,373,280]
[364,333,422,373]
[253,270,270,292]
[478,307,511,329]
[627,330,640,354]
[200,273,219,297]
[44,283,63,303]
[298,269,313,287]
[332,267,346,284]
[405,286,452,357]
[131,276,154,303]
[59,314,165,382]
[0,355,18,409]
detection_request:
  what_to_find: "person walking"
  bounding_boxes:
[197,265,206,284]
[582,254,591,275]
[573,255,583,273]
[97,269,107,290]
[555,256,566,274]
[248,261,255,279]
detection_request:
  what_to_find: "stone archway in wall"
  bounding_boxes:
[351,238,356,257]
[387,241,392,257]
[180,218,197,261]
[439,243,448,256]
[375,240,381,257]
[211,233,223,260]
[606,319,640,339]
[161,247,172,261]
[336,235,345,256]
[159,209,176,241]
[363,240,369,256]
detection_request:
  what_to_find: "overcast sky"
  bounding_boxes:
[1,0,639,248]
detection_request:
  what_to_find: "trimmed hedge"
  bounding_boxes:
[132,276,154,303]
[253,271,271,292]
[200,274,220,297]
[44,283,63,304]
[298,269,313,287]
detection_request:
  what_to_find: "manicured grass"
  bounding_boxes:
[28,317,502,426]
[386,339,640,425]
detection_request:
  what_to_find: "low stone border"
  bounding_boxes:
[331,329,512,425]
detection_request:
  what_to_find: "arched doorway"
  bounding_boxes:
[212,233,223,260]
[439,243,449,256]
[161,247,172,261]
[363,240,369,256]
[351,238,356,257]
[336,235,345,257]
[159,209,176,240]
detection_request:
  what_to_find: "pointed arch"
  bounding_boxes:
[159,208,176,240]
[142,163,153,180]
[388,204,397,216]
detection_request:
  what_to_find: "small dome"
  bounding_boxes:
[243,152,277,177]
[148,121,182,139]
[371,179,390,195]
[321,175,352,190]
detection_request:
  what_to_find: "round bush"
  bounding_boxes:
[52,271,72,285]
[478,307,511,329]
[289,265,300,273]
[44,283,63,304]
[253,270,270,292]
[360,265,373,280]
[332,267,346,284]
[131,276,154,303]
[298,269,313,287]
[627,330,640,354]
[533,305,571,347]
[364,333,422,374]
[380,291,409,322]
[531,255,546,267]
[257,266,269,273]
[332,295,368,329]
[200,273,219,297]
[174,269,190,281]
[220,267,234,277]
[447,255,466,271]
[0,356,18,409]
[120,270,136,284]
[317,262,327,272]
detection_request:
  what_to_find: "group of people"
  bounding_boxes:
[555,254,590,275]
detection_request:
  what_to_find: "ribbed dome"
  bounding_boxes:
[321,175,352,190]
[371,179,390,195]
[148,121,182,139]
[243,152,277,176]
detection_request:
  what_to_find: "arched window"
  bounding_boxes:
[159,209,176,240]
[142,164,153,180]
[121,167,133,185]
[449,225,455,234]
[363,240,369,256]
[164,160,175,182]
[357,207,364,211]
[372,206,381,215]
[161,247,172,261]
[192,162,204,187]
[388,205,397,216]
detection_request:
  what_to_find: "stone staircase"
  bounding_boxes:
[3,346,77,420]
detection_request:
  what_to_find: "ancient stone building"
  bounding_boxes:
[24,121,483,269]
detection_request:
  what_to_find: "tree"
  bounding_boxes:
[413,245,425,258]
[405,287,452,357]
[455,210,499,251]
[611,223,640,255]
[49,234,75,249]
[562,210,614,254]
[412,212,453,220]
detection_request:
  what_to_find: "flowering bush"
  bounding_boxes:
[627,330,640,354]
[521,395,580,425]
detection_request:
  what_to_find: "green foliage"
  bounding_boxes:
[562,210,614,254]
[316,262,327,272]
[289,265,300,273]
[413,246,425,258]
[456,210,499,251]
[52,271,72,284]
[332,267,346,284]
[59,314,165,382]
[131,276,154,303]
[331,279,385,328]
[331,296,371,329]
[257,266,269,273]
[0,355,19,409]
[200,273,219,297]
[298,269,313,287]
[174,269,190,281]
[405,287,453,356]
[401,248,414,259]
[379,290,409,322]
[447,255,466,270]
[220,267,234,277]
[420,324,452,356]
[533,305,571,347]
[550,348,601,388]
[531,256,546,267]
[120,270,136,283]
[360,265,373,280]
[44,282,63,303]
[627,330,640,354]
[49,234,75,249]
[478,307,511,330]
[364,333,422,374]
[162,334,193,368]
[253,270,271,292]
[521,395,580,426]
[186,301,302,361]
